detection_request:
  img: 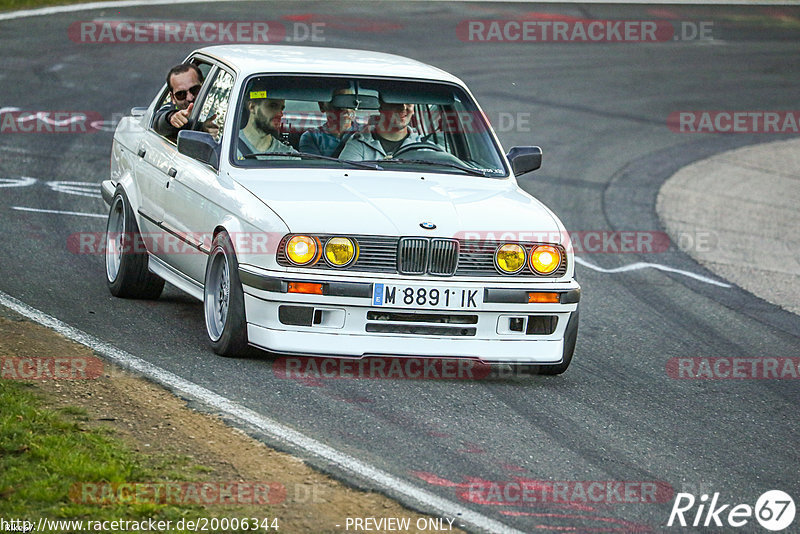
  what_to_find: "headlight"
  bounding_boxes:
[285,235,320,266]
[529,245,561,274]
[495,243,526,274]
[324,237,358,267]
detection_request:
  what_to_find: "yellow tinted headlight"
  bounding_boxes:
[285,235,319,265]
[495,244,526,274]
[530,245,561,274]
[324,237,358,267]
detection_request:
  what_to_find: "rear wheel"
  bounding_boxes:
[105,189,164,299]
[204,231,248,357]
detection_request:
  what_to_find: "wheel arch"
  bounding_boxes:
[210,213,287,268]
[112,173,143,220]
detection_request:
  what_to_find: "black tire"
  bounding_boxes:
[513,309,579,376]
[203,231,248,357]
[105,188,165,299]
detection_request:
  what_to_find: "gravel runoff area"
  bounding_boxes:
[657,138,800,316]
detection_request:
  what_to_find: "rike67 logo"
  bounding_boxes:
[668,490,795,531]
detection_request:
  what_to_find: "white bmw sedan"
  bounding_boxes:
[103,45,580,374]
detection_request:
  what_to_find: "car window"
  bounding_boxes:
[197,69,234,141]
[231,75,508,177]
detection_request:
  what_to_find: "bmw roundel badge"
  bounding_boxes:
[420,222,436,230]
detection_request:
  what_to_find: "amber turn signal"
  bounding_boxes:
[527,292,559,304]
[287,282,324,295]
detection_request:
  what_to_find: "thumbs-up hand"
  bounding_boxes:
[170,102,193,128]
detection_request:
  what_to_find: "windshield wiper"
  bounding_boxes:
[362,158,496,177]
[243,151,382,170]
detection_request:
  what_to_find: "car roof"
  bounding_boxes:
[194,45,463,84]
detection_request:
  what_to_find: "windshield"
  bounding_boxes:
[230,75,508,177]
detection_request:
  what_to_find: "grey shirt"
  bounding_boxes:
[338,129,422,161]
[236,131,296,160]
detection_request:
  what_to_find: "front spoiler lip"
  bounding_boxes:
[252,347,564,367]
[239,268,581,304]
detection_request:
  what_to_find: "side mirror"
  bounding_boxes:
[177,130,220,170]
[506,146,542,176]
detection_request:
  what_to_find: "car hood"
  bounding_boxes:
[235,169,563,241]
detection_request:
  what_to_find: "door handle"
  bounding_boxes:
[137,148,146,158]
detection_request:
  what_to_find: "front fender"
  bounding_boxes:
[212,213,288,272]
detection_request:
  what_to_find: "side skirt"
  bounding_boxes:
[148,254,204,301]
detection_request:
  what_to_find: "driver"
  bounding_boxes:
[338,98,421,161]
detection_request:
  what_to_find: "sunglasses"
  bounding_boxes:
[172,84,201,101]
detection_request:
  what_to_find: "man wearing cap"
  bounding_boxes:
[299,89,359,157]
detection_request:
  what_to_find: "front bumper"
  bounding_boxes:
[239,266,580,364]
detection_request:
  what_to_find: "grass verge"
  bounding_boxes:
[0,0,105,12]
[0,379,270,532]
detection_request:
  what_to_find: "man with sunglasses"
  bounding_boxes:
[153,63,219,142]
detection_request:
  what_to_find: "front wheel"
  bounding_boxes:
[204,231,248,357]
[105,188,164,299]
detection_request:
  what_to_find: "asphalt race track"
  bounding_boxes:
[1,2,799,532]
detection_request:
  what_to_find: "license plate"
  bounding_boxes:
[372,283,483,310]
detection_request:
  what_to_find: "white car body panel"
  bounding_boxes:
[233,170,562,243]
[106,45,581,366]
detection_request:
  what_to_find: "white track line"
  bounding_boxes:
[46,180,103,199]
[12,206,106,219]
[0,289,522,534]
[0,177,36,188]
[575,256,731,287]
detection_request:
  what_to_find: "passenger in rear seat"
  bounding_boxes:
[299,89,360,157]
